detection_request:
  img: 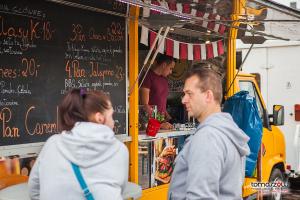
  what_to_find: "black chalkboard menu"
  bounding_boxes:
[66,0,128,14]
[0,0,127,146]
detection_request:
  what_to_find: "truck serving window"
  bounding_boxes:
[238,81,264,120]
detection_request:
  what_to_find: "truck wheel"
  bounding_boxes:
[266,168,284,200]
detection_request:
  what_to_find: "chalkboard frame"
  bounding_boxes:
[0,0,131,156]
[0,134,132,157]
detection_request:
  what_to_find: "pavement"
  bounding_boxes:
[283,179,300,199]
[283,189,300,199]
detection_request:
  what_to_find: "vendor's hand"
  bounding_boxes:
[160,122,173,130]
[165,112,172,121]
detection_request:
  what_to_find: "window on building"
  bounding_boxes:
[290,2,297,9]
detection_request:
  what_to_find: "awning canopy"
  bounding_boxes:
[120,0,300,42]
[244,0,300,41]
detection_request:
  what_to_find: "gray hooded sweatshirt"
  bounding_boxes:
[168,112,250,200]
[28,122,128,200]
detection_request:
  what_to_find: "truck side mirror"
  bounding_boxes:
[273,105,284,126]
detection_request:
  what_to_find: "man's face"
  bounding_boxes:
[162,61,175,77]
[181,75,207,119]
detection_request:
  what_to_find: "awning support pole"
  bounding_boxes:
[138,26,171,89]
[128,27,163,95]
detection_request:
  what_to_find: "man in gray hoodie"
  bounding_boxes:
[168,66,250,200]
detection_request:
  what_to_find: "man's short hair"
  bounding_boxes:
[156,53,176,65]
[185,64,223,104]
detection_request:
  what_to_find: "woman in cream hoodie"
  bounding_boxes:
[29,89,128,200]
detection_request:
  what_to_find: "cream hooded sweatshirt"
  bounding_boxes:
[28,122,128,200]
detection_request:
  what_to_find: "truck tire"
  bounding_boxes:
[266,168,284,200]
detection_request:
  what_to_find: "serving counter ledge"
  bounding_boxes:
[138,129,195,141]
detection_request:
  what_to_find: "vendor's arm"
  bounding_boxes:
[160,122,173,129]
[140,87,173,130]
[140,87,152,114]
[165,111,172,121]
[140,87,150,105]
[140,88,172,123]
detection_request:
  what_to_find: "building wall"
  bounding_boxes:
[274,0,300,9]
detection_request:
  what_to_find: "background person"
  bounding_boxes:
[29,89,128,200]
[140,54,175,129]
[168,66,250,200]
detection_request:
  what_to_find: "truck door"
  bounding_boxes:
[238,81,264,119]
[237,78,275,182]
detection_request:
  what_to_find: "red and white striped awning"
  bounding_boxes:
[140,26,225,61]
[142,0,226,35]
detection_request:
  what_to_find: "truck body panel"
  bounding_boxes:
[238,40,300,174]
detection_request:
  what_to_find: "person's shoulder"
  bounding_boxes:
[38,134,61,157]
[144,69,154,77]
[195,125,219,137]
[44,133,61,146]
[141,70,154,88]
[116,140,129,156]
[193,126,226,145]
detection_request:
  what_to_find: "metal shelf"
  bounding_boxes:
[138,129,195,141]
[115,135,132,142]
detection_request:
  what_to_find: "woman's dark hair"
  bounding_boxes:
[58,89,111,131]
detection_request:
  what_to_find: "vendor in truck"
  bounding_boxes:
[140,54,175,130]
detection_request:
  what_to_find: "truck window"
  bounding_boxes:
[238,81,264,120]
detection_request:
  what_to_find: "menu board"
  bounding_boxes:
[0,0,127,146]
[66,0,128,14]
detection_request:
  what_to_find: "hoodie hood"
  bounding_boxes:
[199,112,250,157]
[56,122,121,168]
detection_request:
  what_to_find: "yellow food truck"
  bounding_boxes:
[1,0,300,200]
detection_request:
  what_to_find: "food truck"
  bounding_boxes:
[1,0,300,199]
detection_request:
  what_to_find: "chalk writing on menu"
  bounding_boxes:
[66,0,128,14]
[0,0,127,146]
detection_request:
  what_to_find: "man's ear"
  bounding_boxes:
[206,90,215,103]
[94,112,105,124]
